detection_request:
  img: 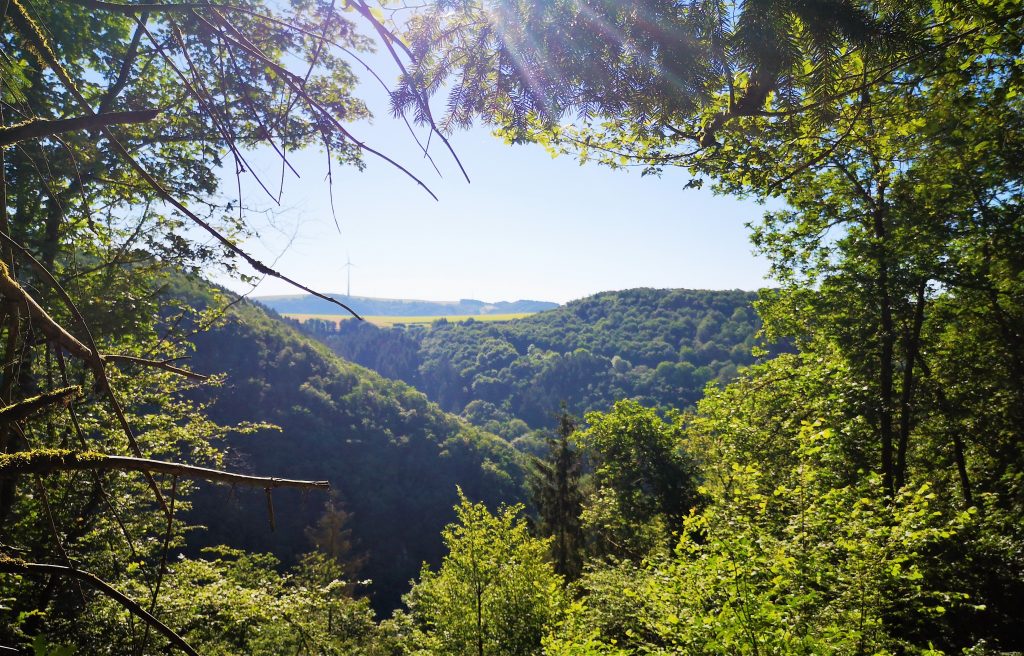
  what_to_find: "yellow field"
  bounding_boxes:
[283,312,534,328]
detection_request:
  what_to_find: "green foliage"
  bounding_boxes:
[403,491,566,656]
[75,548,383,655]
[7,0,1024,652]
[394,0,904,160]
[528,411,585,579]
[546,424,974,656]
[378,1,1024,648]
[0,0,387,649]
[576,400,701,558]
[0,352,255,651]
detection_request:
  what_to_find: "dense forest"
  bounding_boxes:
[2,0,1024,654]
[290,288,763,439]
[179,285,524,613]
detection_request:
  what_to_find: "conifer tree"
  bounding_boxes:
[528,409,584,580]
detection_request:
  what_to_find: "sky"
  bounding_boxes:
[216,37,776,306]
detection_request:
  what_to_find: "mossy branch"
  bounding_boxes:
[0,262,204,380]
[0,386,80,424]
[0,449,331,490]
[0,261,96,363]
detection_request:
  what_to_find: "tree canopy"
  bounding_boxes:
[0,0,453,651]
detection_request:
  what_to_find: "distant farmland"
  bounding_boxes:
[283,312,535,328]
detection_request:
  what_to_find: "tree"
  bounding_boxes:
[392,0,1022,196]
[528,409,584,579]
[689,348,1024,649]
[393,0,910,158]
[545,424,976,656]
[123,548,381,656]
[389,0,1024,649]
[575,400,700,558]
[403,490,565,656]
[387,0,1024,510]
[306,497,367,587]
[0,0,448,651]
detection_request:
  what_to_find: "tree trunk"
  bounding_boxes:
[896,281,927,491]
[873,207,896,498]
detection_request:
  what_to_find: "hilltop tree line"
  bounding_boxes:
[291,288,764,440]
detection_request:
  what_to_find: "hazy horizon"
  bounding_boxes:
[250,282,767,306]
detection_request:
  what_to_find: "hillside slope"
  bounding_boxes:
[293,288,765,439]
[182,295,524,613]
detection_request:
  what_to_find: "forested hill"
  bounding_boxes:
[257,293,558,316]
[292,288,764,440]
[179,289,525,613]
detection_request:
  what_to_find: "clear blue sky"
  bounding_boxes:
[216,40,775,305]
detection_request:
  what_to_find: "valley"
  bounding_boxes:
[184,286,761,613]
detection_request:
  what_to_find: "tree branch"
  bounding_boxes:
[0,386,80,424]
[0,261,96,364]
[0,449,331,490]
[101,354,208,381]
[98,12,149,112]
[0,556,200,656]
[0,109,160,147]
[61,0,218,13]
[13,0,367,321]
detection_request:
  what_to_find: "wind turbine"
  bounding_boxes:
[342,254,355,297]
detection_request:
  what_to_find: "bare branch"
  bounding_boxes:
[101,354,208,381]
[0,261,96,363]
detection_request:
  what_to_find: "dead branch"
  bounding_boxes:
[0,386,80,424]
[101,354,208,381]
[0,556,200,656]
[0,109,160,147]
[0,449,331,490]
[0,261,95,363]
